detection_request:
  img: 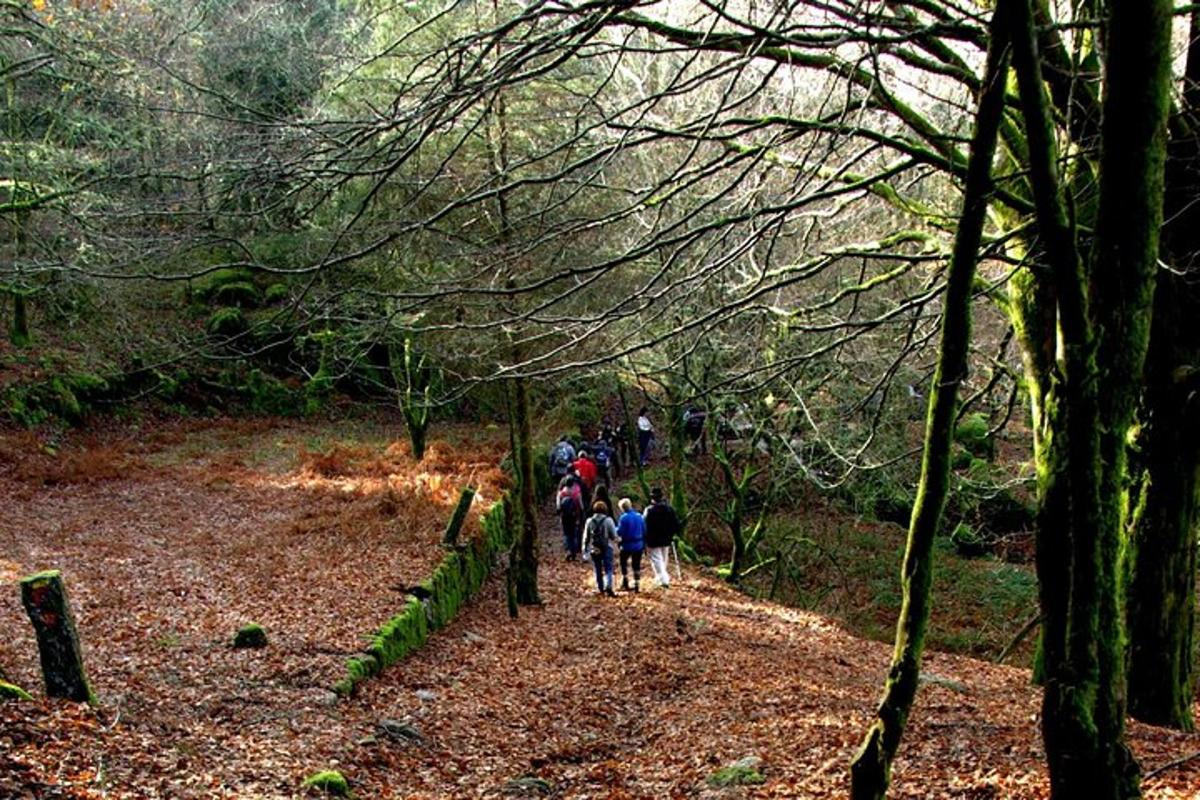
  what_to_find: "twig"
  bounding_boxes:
[995,611,1040,665]
[1146,749,1200,779]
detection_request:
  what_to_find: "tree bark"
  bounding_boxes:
[510,370,541,605]
[1011,0,1172,793]
[848,6,1011,796]
[1126,4,1200,732]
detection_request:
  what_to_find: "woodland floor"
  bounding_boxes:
[1,418,1199,799]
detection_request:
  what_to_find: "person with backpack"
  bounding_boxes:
[643,487,680,588]
[582,501,620,596]
[556,475,584,560]
[593,484,615,520]
[572,450,598,513]
[549,435,576,482]
[616,497,645,592]
[592,437,614,486]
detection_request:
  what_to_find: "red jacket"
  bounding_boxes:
[572,456,598,489]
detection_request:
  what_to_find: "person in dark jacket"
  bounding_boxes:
[592,484,615,520]
[555,475,584,560]
[616,497,646,591]
[642,487,680,587]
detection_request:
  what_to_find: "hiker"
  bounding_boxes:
[643,487,680,588]
[616,497,645,592]
[683,405,708,455]
[615,419,632,470]
[599,422,621,478]
[593,483,615,520]
[582,501,620,596]
[572,449,598,513]
[591,436,614,486]
[636,407,654,466]
[549,435,576,482]
[556,475,584,560]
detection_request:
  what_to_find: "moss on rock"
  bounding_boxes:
[233,623,267,649]
[301,770,353,797]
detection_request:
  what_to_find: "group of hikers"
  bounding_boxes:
[549,425,682,596]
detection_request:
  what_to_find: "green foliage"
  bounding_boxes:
[950,522,987,558]
[245,369,302,416]
[207,307,247,337]
[232,623,268,649]
[301,770,353,798]
[707,764,766,788]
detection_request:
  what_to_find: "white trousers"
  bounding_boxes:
[648,546,671,586]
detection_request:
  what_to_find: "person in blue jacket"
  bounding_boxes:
[616,497,646,592]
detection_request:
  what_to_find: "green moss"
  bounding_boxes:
[207,307,247,337]
[246,369,301,416]
[0,680,33,701]
[950,522,988,558]
[212,281,262,308]
[264,283,289,304]
[954,413,993,459]
[707,765,765,788]
[233,623,267,649]
[301,770,353,797]
[195,268,256,303]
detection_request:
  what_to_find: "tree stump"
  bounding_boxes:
[19,570,95,704]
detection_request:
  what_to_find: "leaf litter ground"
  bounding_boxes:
[0,418,1197,798]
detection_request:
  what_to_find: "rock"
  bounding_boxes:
[378,719,424,744]
[919,673,970,694]
[499,776,554,796]
[414,688,437,702]
[463,631,486,644]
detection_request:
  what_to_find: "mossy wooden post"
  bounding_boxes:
[849,5,1010,796]
[510,370,541,605]
[20,570,95,704]
[443,486,476,546]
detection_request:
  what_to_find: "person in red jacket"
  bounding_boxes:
[572,450,598,514]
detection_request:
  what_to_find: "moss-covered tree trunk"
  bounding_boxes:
[1126,6,1200,732]
[20,571,95,704]
[390,334,433,460]
[510,370,541,605]
[848,7,1011,796]
[1011,0,1171,793]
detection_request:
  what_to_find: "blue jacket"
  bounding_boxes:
[617,510,646,552]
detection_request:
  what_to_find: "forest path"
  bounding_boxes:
[341,498,1092,799]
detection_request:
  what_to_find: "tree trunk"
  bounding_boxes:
[20,571,94,704]
[511,371,541,605]
[1011,0,1172,793]
[1126,5,1200,732]
[848,7,1010,796]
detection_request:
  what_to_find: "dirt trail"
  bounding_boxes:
[334,505,1200,799]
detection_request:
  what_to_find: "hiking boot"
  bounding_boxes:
[606,588,617,598]
[633,581,639,593]
[620,579,630,591]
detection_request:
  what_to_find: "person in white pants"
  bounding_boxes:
[642,487,681,588]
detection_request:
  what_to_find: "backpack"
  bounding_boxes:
[552,442,574,473]
[586,516,611,554]
[593,445,610,468]
[557,486,578,517]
